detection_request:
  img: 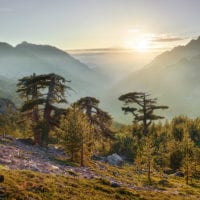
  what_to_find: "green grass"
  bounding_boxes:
[89,161,200,199]
[0,167,200,200]
[50,156,79,167]
[0,169,141,200]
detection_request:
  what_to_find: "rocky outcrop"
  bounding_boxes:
[0,140,99,179]
[107,153,123,166]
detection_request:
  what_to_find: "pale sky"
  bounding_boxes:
[0,0,200,51]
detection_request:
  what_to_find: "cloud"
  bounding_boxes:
[152,36,185,42]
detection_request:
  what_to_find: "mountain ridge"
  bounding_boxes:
[0,41,108,106]
[147,36,200,70]
[109,36,200,122]
[1,37,200,123]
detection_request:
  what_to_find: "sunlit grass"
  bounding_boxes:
[0,161,199,199]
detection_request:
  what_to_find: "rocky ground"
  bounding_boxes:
[0,140,155,192]
[0,137,97,179]
[0,136,199,199]
[0,137,149,190]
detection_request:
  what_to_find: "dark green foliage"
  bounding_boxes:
[58,104,91,166]
[170,116,188,141]
[119,92,168,136]
[132,122,143,139]
[119,92,168,184]
[76,97,114,140]
[111,125,139,161]
[170,150,183,171]
[111,113,200,185]
[0,101,26,138]
[17,73,70,146]
[188,118,200,146]
[20,99,46,112]
[113,136,136,161]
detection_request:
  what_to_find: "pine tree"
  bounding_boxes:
[17,73,70,146]
[58,104,91,166]
[181,128,196,185]
[119,92,168,184]
[75,97,114,155]
[135,135,155,184]
[76,97,113,138]
[119,92,168,136]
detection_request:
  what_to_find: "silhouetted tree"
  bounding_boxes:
[17,73,70,146]
[76,97,113,139]
[119,92,168,184]
[119,92,168,136]
[17,73,42,144]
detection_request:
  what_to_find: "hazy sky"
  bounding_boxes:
[0,0,200,50]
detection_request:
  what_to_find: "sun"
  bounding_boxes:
[126,37,150,52]
[135,39,150,52]
[125,31,153,52]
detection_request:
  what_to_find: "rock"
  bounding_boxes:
[107,153,123,166]
[111,181,121,187]
[50,165,59,170]
[0,158,12,164]
[47,146,65,157]
[174,171,184,177]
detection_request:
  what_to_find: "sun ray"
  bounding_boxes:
[125,31,154,52]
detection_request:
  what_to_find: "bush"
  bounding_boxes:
[170,150,183,171]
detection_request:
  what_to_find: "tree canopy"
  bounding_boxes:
[17,73,70,146]
[119,92,168,136]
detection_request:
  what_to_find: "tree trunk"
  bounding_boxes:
[143,95,148,136]
[147,156,151,184]
[186,164,189,185]
[33,107,40,144]
[71,150,74,162]
[32,79,40,145]
[80,138,84,167]
[33,128,40,144]
[43,77,55,146]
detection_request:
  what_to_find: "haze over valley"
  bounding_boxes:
[1,1,200,199]
[0,36,200,123]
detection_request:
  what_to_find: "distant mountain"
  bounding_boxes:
[147,36,200,69]
[0,42,108,103]
[69,48,157,84]
[109,36,200,122]
[2,38,200,123]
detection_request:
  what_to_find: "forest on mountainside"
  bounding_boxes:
[0,73,199,191]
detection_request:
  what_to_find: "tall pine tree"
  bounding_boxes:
[17,73,70,146]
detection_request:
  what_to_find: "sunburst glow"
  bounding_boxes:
[125,31,154,52]
[135,39,150,52]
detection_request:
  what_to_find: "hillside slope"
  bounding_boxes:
[0,42,108,103]
[0,139,200,199]
[107,36,200,122]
